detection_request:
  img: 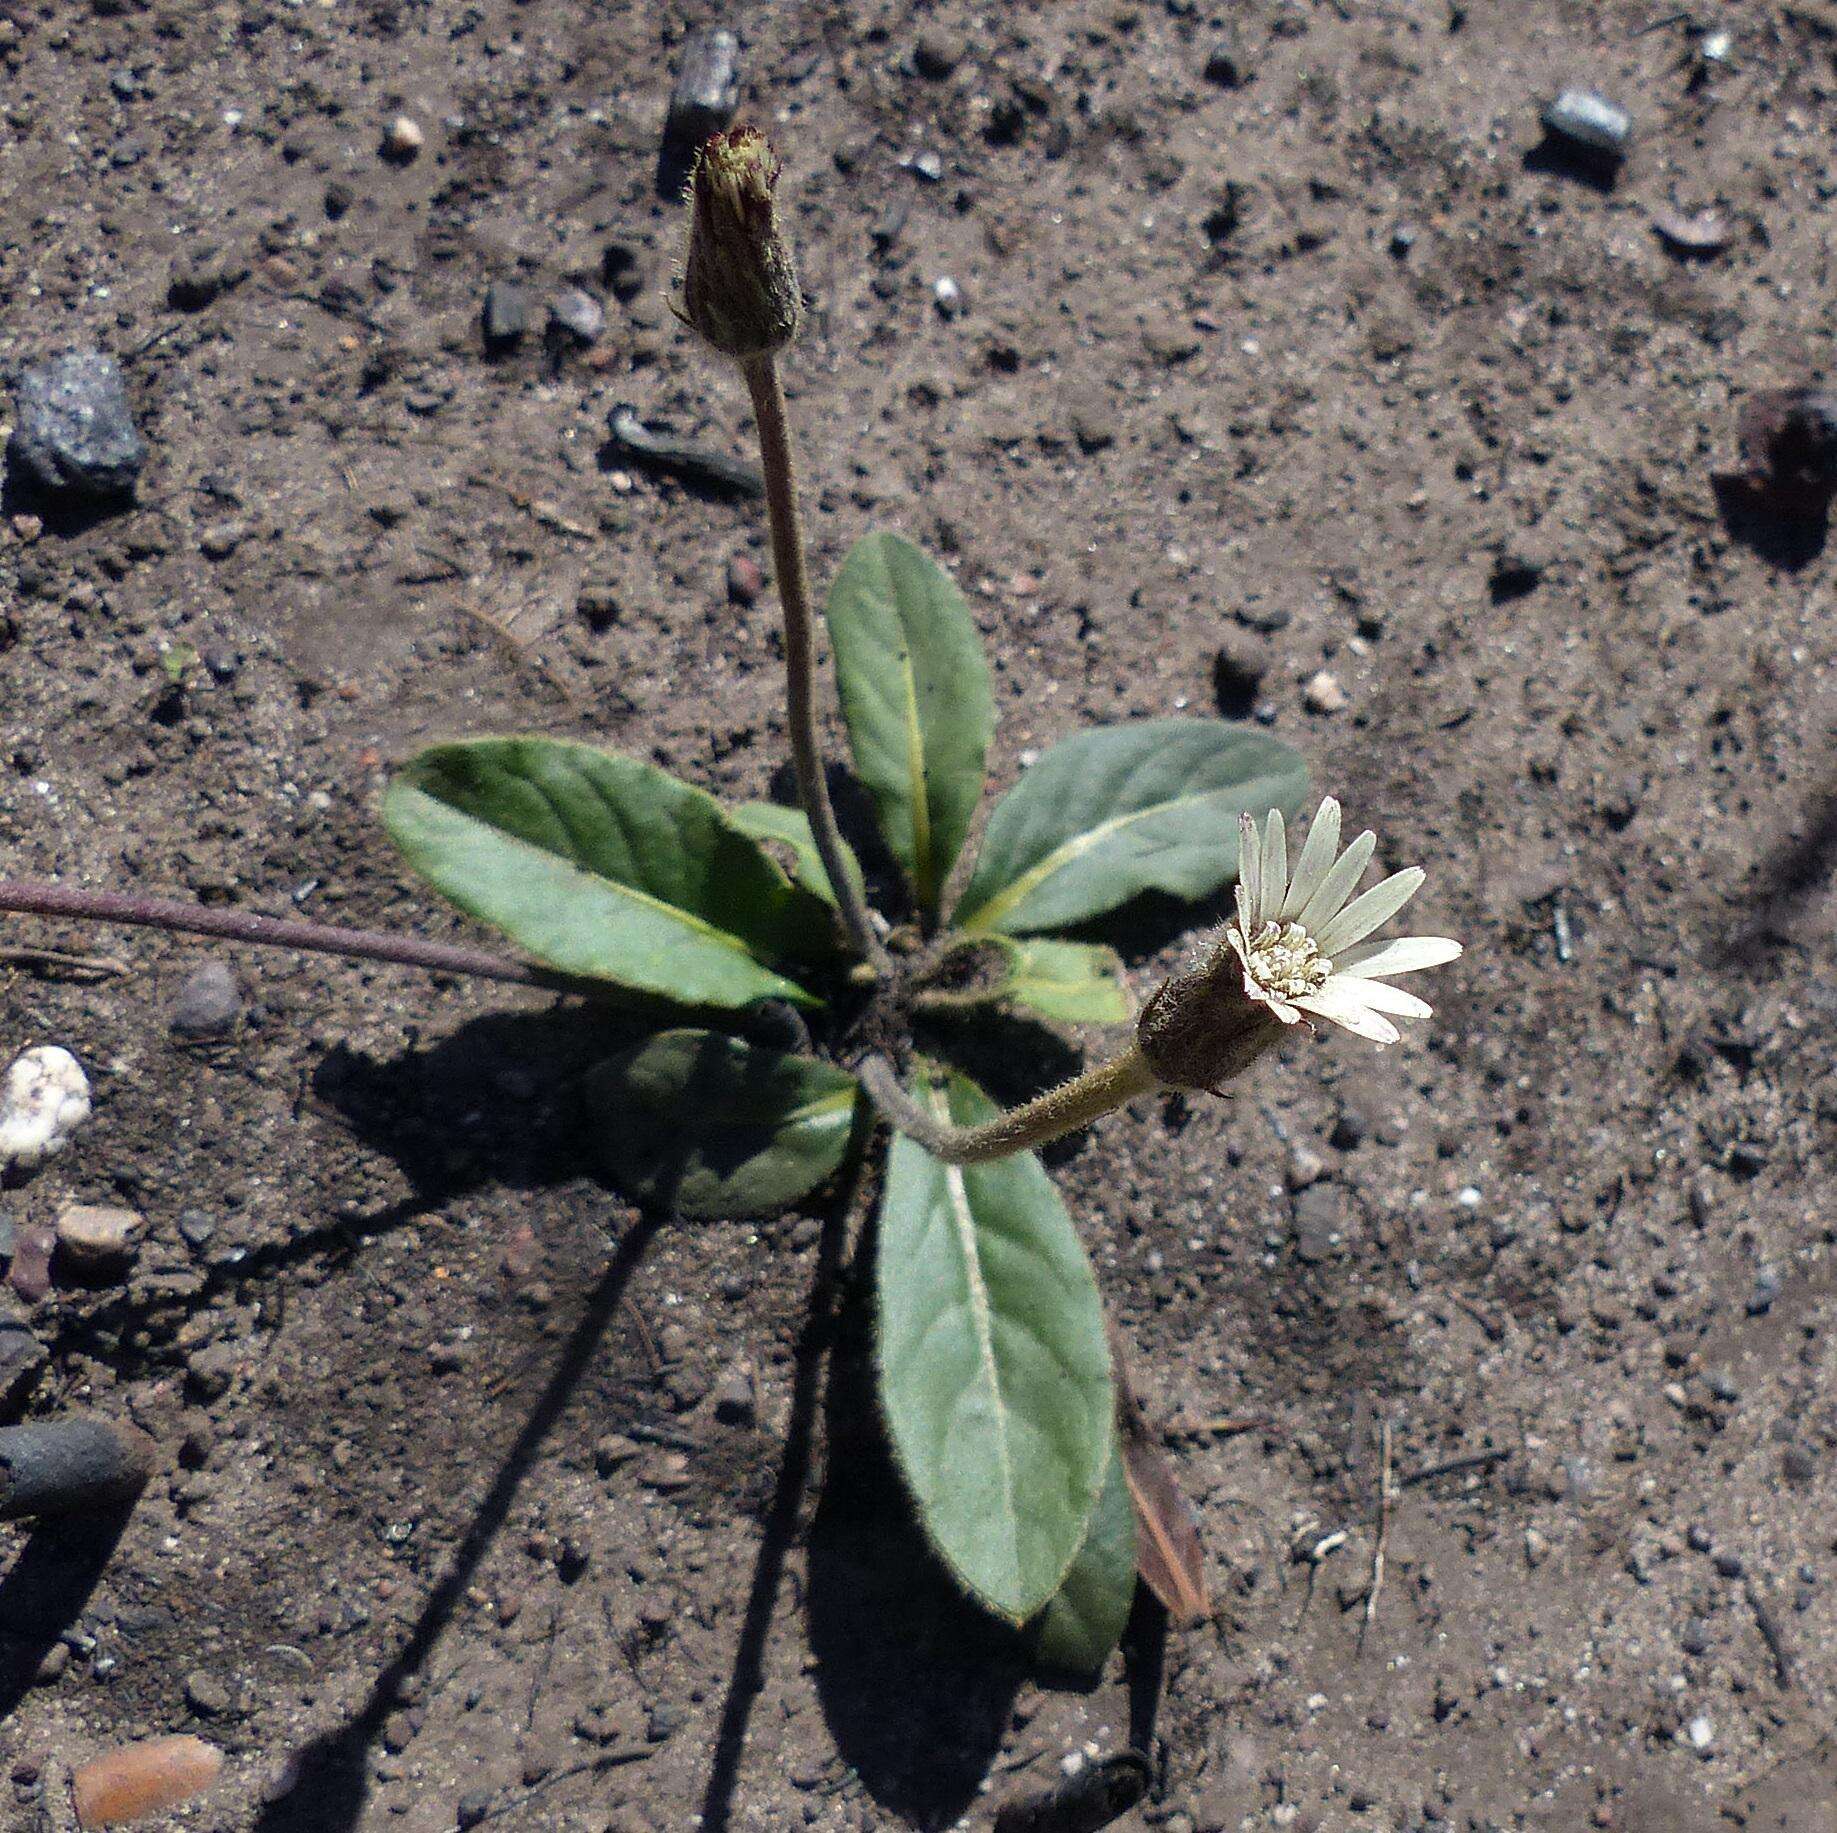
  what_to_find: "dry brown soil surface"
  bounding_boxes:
[1,2,1835,1830]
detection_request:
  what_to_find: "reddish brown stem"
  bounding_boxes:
[0,879,587,994]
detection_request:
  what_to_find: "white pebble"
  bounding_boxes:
[1303,670,1347,713]
[932,275,963,319]
[0,1046,91,1171]
[383,114,425,159]
[1684,1713,1713,1751]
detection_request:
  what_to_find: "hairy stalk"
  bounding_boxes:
[740,352,891,976]
[858,1045,1163,1165]
[0,880,595,995]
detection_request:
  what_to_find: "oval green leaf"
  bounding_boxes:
[825,532,994,916]
[877,1071,1113,1625]
[583,1029,858,1219]
[730,800,867,914]
[953,719,1308,935]
[999,938,1132,1027]
[384,738,824,1009]
[1024,1436,1137,1677]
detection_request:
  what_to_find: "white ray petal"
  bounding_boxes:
[1293,980,1401,1044]
[1313,867,1425,956]
[1279,797,1341,921]
[1261,809,1287,926]
[1295,829,1376,933]
[1327,974,1431,1019]
[1333,935,1463,979]
[1238,813,1262,924]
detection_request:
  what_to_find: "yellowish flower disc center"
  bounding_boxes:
[1246,921,1331,1001]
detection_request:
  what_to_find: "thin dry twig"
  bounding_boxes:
[0,942,131,979]
[1359,1419,1394,1654]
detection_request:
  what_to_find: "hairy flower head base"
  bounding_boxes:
[1137,797,1461,1089]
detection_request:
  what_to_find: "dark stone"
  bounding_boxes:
[482,282,529,350]
[1204,43,1245,86]
[9,350,146,499]
[457,1793,493,1830]
[169,960,242,1039]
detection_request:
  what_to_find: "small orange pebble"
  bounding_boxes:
[71,1735,223,1828]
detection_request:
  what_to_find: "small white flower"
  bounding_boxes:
[1227,797,1461,1046]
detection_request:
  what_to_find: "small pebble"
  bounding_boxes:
[56,1203,142,1271]
[1524,1527,1551,1569]
[1303,670,1347,714]
[1686,1523,1713,1554]
[933,275,963,319]
[1713,1551,1745,1579]
[1541,89,1632,163]
[482,282,529,350]
[169,960,243,1039]
[726,553,763,605]
[1747,1266,1781,1315]
[184,1670,233,1718]
[664,28,740,157]
[1286,1145,1326,1190]
[711,1362,755,1426]
[548,287,604,346]
[1680,1616,1710,1657]
[912,30,964,79]
[1684,1713,1713,1753]
[381,115,424,161]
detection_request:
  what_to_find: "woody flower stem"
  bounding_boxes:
[857,1045,1164,1165]
[740,351,891,977]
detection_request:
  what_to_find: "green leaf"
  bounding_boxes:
[954,719,1308,935]
[1024,1436,1137,1677]
[384,738,823,1009]
[730,801,867,914]
[583,1029,858,1218]
[826,532,994,915]
[1000,938,1132,1026]
[876,1071,1113,1624]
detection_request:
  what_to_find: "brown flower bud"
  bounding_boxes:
[1135,941,1285,1092]
[680,126,801,361]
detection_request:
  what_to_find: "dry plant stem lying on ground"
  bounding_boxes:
[0,881,589,995]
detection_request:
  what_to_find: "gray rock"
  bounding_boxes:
[169,959,243,1038]
[1293,1183,1349,1263]
[665,28,740,155]
[482,282,529,350]
[547,287,605,346]
[10,350,146,499]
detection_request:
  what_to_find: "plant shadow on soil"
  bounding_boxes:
[252,946,1169,1829]
[0,1507,135,1722]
